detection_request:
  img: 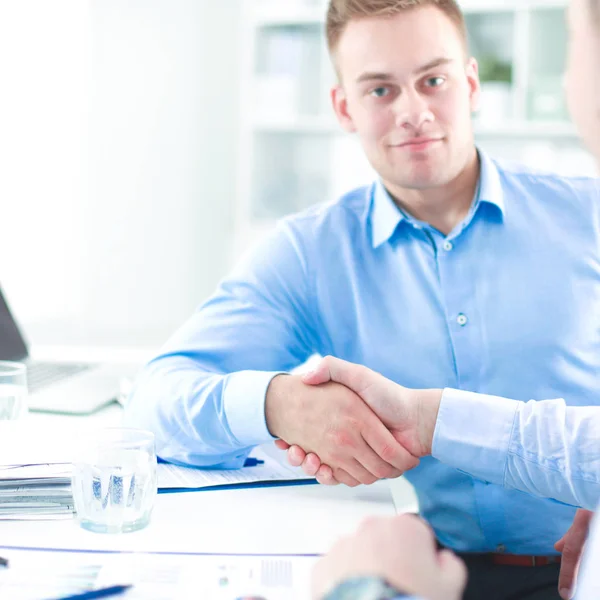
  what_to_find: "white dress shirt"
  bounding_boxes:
[432,389,600,599]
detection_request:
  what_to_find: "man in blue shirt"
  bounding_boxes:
[125,0,600,598]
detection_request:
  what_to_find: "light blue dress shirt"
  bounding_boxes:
[126,149,600,554]
[433,390,600,511]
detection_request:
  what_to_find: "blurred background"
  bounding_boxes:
[0,0,594,352]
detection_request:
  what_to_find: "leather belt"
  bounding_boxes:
[489,554,562,567]
[436,539,562,568]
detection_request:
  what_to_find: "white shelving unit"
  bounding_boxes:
[233,0,596,260]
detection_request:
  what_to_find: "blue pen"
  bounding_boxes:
[50,584,132,600]
[160,456,264,467]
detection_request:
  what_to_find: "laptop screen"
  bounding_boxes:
[0,286,28,361]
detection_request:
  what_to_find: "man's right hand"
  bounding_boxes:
[265,374,420,486]
[272,358,442,485]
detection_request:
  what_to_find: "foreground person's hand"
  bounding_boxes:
[312,514,467,600]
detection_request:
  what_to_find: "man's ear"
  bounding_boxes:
[466,57,482,114]
[331,85,357,133]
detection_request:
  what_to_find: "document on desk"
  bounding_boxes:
[157,446,315,490]
[0,463,74,520]
[0,547,317,599]
[0,421,315,496]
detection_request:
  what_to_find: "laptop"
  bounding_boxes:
[0,285,135,415]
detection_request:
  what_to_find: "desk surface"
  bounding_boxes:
[0,479,400,556]
[4,380,417,557]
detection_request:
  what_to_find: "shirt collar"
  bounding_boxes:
[370,180,405,249]
[477,147,506,217]
[369,147,506,249]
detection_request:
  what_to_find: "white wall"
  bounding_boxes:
[0,0,242,348]
[0,0,88,339]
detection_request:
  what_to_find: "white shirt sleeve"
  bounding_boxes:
[433,389,600,510]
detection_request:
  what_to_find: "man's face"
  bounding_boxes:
[566,0,600,161]
[331,6,480,191]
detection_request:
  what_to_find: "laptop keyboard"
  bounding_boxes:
[27,362,94,393]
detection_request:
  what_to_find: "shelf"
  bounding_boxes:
[251,0,568,27]
[252,115,337,133]
[474,121,577,138]
[251,115,577,138]
[460,0,566,12]
[252,6,326,28]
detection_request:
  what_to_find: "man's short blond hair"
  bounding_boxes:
[326,0,469,55]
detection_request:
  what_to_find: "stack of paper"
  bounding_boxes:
[0,422,77,520]
[0,463,73,520]
[0,422,314,520]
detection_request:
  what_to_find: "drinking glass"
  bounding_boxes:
[0,361,27,420]
[71,428,157,533]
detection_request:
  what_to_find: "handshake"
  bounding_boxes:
[265,356,443,486]
[268,358,590,600]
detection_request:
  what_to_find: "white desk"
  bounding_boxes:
[4,400,418,557]
[0,477,402,556]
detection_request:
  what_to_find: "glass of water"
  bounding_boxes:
[71,428,157,534]
[0,361,27,420]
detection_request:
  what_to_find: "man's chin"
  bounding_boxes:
[391,164,449,190]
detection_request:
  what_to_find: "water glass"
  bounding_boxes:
[0,361,27,420]
[71,428,157,534]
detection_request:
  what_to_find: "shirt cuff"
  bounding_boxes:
[223,370,284,447]
[431,388,521,486]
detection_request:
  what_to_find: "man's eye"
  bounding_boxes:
[425,77,445,88]
[370,87,390,98]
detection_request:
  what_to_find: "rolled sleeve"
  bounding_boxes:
[432,388,520,487]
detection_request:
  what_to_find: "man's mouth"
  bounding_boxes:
[390,137,444,151]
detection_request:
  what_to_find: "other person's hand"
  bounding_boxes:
[312,514,467,600]
[554,509,594,600]
[266,373,419,487]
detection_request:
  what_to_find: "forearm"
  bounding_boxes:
[504,399,600,510]
[124,354,281,467]
[432,390,600,510]
[123,223,317,467]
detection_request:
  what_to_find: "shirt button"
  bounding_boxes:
[496,544,506,553]
[443,241,453,251]
[457,313,468,326]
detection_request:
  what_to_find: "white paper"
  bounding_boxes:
[0,548,104,599]
[0,438,313,491]
[0,432,313,519]
[0,461,74,518]
[0,464,72,480]
[0,547,317,600]
[157,447,314,489]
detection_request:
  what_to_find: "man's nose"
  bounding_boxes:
[393,90,434,130]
